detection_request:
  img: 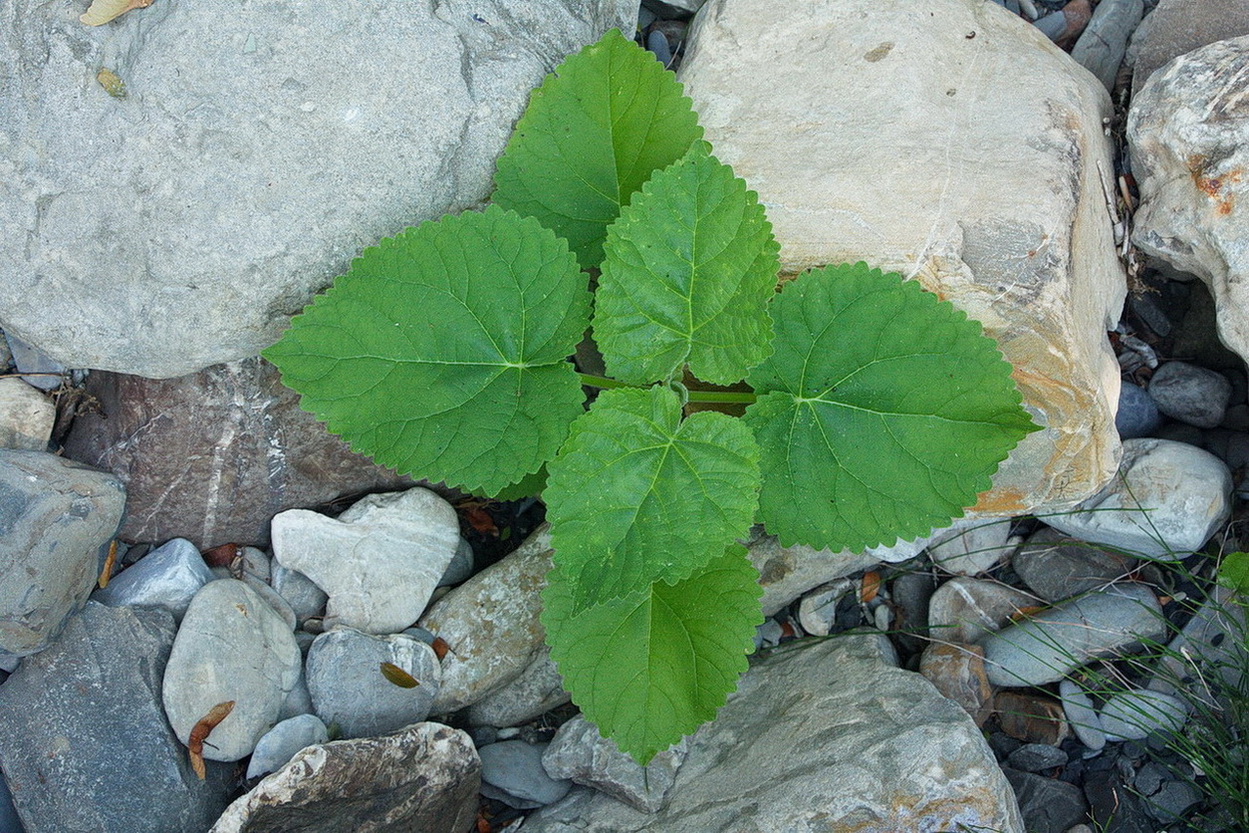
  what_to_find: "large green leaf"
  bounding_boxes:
[545,386,760,611]
[595,144,779,386]
[744,263,1039,551]
[262,206,590,496]
[492,28,703,269]
[543,544,763,765]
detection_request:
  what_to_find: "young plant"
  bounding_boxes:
[263,29,1038,763]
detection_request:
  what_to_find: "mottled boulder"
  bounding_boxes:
[62,359,414,548]
[679,0,1126,516]
[0,0,636,377]
[1126,0,1249,96]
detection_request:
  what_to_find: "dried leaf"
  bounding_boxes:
[463,506,499,537]
[188,700,235,780]
[379,661,421,689]
[1008,604,1047,623]
[859,571,881,603]
[95,68,126,99]
[81,0,155,26]
[431,637,450,661]
[97,540,118,589]
[201,543,242,568]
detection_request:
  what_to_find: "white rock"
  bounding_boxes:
[927,518,1021,575]
[245,714,329,781]
[928,576,1039,644]
[1058,679,1105,751]
[270,562,327,623]
[1044,438,1232,559]
[0,378,53,451]
[1130,36,1249,366]
[271,487,459,633]
[796,578,855,637]
[1097,688,1188,741]
[679,0,1126,517]
[92,537,214,621]
[162,580,302,761]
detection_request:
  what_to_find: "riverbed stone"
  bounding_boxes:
[210,723,480,833]
[61,359,414,548]
[0,449,125,655]
[464,645,570,728]
[1012,526,1137,602]
[0,1,637,377]
[162,580,302,761]
[1043,438,1232,559]
[271,487,459,634]
[928,576,1039,644]
[982,583,1165,686]
[680,0,1127,518]
[521,634,1024,832]
[91,537,215,621]
[0,378,53,451]
[245,714,330,781]
[1148,360,1232,428]
[1126,0,1249,96]
[1130,35,1249,367]
[542,716,686,813]
[0,603,231,833]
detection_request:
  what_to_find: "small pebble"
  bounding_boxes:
[1005,742,1068,772]
[246,714,329,780]
[1059,679,1105,751]
[1114,383,1161,439]
[1097,688,1187,741]
[1148,361,1232,428]
[92,537,214,621]
[479,740,571,809]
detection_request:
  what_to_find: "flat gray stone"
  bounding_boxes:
[246,714,330,781]
[1012,526,1137,602]
[270,562,327,623]
[1044,438,1232,559]
[542,716,685,813]
[272,487,459,634]
[163,580,302,761]
[211,723,480,833]
[479,741,571,809]
[927,576,1038,644]
[1059,679,1106,750]
[92,537,214,621]
[1148,360,1232,427]
[0,449,125,655]
[0,378,53,451]
[982,583,1165,686]
[305,629,440,739]
[0,603,231,833]
[464,645,570,728]
[522,635,1023,832]
[1001,767,1089,833]
[1097,688,1187,741]
[926,517,1020,575]
[1127,0,1249,96]
[0,1,636,377]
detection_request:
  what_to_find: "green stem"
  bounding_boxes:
[577,373,757,405]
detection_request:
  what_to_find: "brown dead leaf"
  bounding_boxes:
[188,700,235,780]
[201,543,243,568]
[859,571,881,603]
[431,636,450,661]
[379,662,421,689]
[97,540,118,589]
[1008,604,1048,623]
[81,0,155,26]
[463,506,498,537]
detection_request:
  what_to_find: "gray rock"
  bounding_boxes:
[1141,777,1200,823]
[464,645,570,728]
[0,772,20,833]
[270,562,327,623]
[92,537,214,621]
[210,723,480,833]
[245,714,330,781]
[1097,688,1188,741]
[0,1,636,378]
[0,378,52,451]
[480,740,572,809]
[926,518,1020,575]
[1059,679,1106,750]
[1115,382,1162,439]
[0,449,125,655]
[1044,438,1232,559]
[305,628,440,739]
[1013,526,1137,602]
[1148,361,1232,427]
[795,578,856,637]
[1070,0,1144,91]
[1005,742,1068,772]
[982,583,1165,686]
[61,360,416,548]
[0,603,230,833]
[1084,770,1154,833]
[420,526,554,713]
[438,537,475,588]
[542,716,686,813]
[1126,0,1249,96]
[1148,585,1247,704]
[521,635,1024,832]
[277,666,314,722]
[927,576,1039,644]
[0,332,10,371]
[1001,768,1089,833]
[162,580,302,761]
[272,487,458,634]
[1130,36,1249,367]
[3,334,64,392]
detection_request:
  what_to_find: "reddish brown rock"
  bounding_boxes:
[995,691,1070,746]
[63,358,415,548]
[920,642,994,727]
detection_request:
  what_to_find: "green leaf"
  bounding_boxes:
[542,543,763,764]
[1219,551,1249,597]
[545,386,760,610]
[263,205,590,496]
[744,263,1039,551]
[492,28,703,269]
[595,144,780,386]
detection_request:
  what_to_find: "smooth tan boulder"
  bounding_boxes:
[679,0,1126,518]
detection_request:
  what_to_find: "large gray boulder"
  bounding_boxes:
[679,0,1127,517]
[0,0,635,378]
[521,635,1024,832]
[1129,36,1249,366]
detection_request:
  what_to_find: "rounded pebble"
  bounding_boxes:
[246,714,329,780]
[1097,688,1187,741]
